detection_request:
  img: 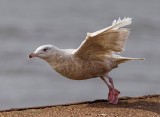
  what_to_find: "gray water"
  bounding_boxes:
[0,0,159,110]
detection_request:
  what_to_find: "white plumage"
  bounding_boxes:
[29,17,144,104]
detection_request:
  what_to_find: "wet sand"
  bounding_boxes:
[0,95,159,117]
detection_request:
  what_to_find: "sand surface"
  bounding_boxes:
[0,95,159,117]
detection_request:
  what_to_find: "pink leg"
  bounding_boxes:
[108,87,115,103]
[100,76,120,104]
[100,77,115,103]
[107,75,120,104]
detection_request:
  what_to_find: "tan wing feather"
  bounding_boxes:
[74,18,131,61]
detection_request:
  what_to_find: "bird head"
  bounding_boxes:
[29,45,57,60]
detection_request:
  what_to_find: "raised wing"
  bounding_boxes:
[74,18,132,61]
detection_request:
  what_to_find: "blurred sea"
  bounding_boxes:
[0,0,159,110]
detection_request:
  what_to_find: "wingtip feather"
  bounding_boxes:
[111,17,132,29]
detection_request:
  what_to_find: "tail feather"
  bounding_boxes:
[114,57,145,64]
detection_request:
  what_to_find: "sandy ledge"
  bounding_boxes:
[0,94,159,117]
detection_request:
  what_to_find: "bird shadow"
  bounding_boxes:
[86,97,160,114]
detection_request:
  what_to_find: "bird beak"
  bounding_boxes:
[29,53,38,58]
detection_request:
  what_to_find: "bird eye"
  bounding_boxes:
[43,48,47,52]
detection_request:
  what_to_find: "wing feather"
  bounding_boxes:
[74,18,132,61]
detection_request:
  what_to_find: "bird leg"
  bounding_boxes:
[107,75,120,104]
[100,76,120,104]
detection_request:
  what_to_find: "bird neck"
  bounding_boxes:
[45,48,70,68]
